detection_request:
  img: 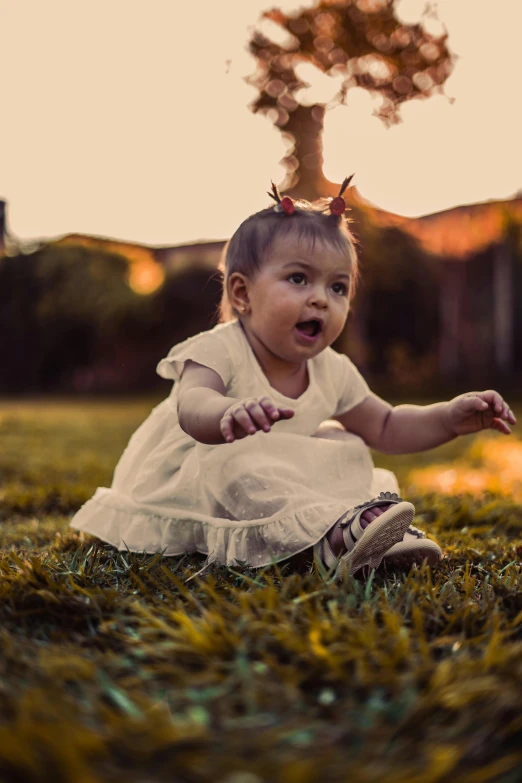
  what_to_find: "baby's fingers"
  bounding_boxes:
[502,403,516,424]
[478,389,506,416]
[492,416,512,435]
[491,401,514,434]
[220,414,238,442]
[478,392,517,426]
[258,397,283,422]
[258,397,295,423]
[244,400,273,433]
[220,408,255,442]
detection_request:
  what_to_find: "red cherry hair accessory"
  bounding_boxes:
[329,174,354,216]
[280,196,295,215]
[267,174,354,216]
[267,181,295,214]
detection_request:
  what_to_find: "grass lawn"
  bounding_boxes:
[1,396,522,783]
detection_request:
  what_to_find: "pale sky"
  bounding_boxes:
[0,0,520,247]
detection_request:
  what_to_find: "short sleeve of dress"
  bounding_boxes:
[156,328,233,388]
[326,349,371,416]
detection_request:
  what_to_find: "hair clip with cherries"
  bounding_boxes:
[267,174,354,216]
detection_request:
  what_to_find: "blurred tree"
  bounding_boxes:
[0,245,147,392]
[0,243,223,394]
[494,210,522,376]
[332,216,439,390]
[246,0,457,199]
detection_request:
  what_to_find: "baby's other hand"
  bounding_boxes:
[445,390,516,437]
[220,395,294,443]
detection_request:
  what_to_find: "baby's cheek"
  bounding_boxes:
[333,296,350,316]
[268,291,302,319]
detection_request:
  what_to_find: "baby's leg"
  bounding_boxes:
[311,420,394,556]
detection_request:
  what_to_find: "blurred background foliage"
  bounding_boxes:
[1,200,521,399]
[0,241,222,395]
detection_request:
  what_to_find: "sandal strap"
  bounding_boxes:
[339,491,403,530]
[323,492,407,567]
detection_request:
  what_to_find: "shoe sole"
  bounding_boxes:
[382,544,442,571]
[333,501,415,581]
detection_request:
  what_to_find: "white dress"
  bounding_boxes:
[69,319,400,568]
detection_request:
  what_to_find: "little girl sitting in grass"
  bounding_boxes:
[69,176,516,581]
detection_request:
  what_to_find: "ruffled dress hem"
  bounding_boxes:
[70,487,351,569]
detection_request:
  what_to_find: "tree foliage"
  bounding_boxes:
[0,245,221,393]
[246,0,457,198]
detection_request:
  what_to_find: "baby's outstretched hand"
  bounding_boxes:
[220,395,294,443]
[445,390,516,437]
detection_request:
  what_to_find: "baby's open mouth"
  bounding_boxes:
[296,319,322,337]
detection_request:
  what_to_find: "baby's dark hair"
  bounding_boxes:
[216,185,360,323]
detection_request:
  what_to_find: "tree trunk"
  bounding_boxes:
[280,105,339,201]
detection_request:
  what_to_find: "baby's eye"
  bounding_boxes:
[332,282,348,296]
[288,273,306,285]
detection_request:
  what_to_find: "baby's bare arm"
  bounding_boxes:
[334,393,455,454]
[177,362,237,445]
[179,387,240,444]
[377,402,455,453]
[177,361,295,445]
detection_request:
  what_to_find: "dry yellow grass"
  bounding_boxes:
[0,398,521,783]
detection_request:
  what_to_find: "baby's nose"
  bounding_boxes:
[309,288,328,305]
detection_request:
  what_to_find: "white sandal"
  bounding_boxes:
[315,491,415,580]
[380,525,442,572]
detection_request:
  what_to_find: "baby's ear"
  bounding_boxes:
[228,271,250,310]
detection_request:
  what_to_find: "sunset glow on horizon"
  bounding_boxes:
[0,0,520,248]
